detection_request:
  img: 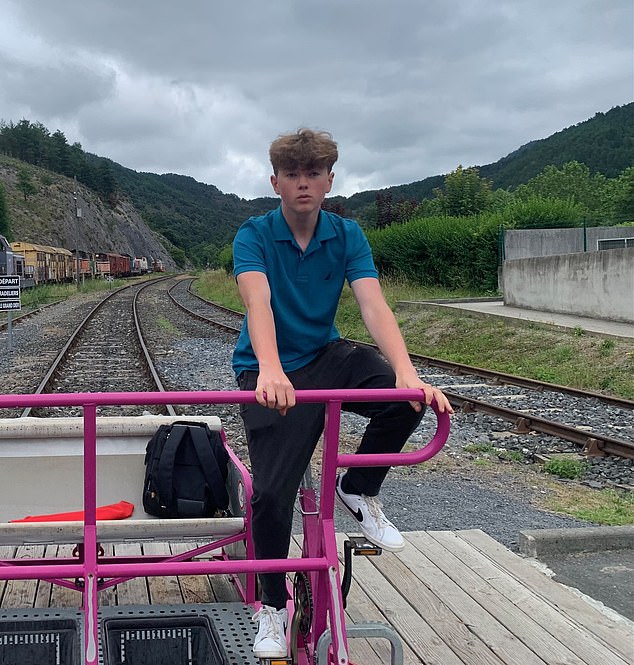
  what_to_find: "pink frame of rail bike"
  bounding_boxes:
[0,389,450,665]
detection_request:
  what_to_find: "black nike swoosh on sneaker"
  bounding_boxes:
[337,490,365,523]
[352,508,364,522]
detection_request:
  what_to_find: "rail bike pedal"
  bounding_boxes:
[345,535,382,556]
[341,536,382,608]
[257,657,293,665]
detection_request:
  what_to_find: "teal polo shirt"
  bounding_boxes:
[232,207,378,376]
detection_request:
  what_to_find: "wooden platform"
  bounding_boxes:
[0,529,631,665]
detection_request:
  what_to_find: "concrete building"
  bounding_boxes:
[501,227,634,324]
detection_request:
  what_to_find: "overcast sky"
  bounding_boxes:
[1,1,632,200]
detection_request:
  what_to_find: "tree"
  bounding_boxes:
[514,161,612,221]
[611,167,634,223]
[433,165,493,216]
[17,168,37,201]
[375,191,393,228]
[94,159,118,205]
[0,184,9,237]
[392,199,419,224]
[322,198,347,216]
[50,130,72,175]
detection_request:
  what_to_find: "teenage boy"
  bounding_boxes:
[233,128,453,658]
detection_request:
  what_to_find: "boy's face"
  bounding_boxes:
[271,166,334,217]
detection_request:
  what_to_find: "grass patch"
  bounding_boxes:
[543,456,588,480]
[192,271,634,399]
[156,317,179,333]
[545,487,634,526]
[498,449,525,463]
[15,279,122,310]
[194,270,245,312]
[464,442,525,463]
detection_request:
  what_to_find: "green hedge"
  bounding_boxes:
[365,197,587,291]
[366,215,500,291]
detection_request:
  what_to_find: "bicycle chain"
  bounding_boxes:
[293,572,315,664]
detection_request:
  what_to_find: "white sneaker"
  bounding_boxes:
[252,605,288,658]
[336,474,404,552]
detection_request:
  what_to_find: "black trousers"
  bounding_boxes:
[238,339,424,609]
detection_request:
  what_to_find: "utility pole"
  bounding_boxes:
[73,176,82,289]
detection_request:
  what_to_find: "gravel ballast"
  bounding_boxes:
[2,286,631,554]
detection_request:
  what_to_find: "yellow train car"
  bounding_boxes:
[10,241,73,284]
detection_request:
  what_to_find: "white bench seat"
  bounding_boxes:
[0,517,246,546]
[0,415,246,546]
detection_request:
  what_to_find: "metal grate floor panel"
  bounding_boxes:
[0,604,260,665]
[100,604,259,665]
[0,609,83,665]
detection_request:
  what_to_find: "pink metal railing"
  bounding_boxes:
[0,389,450,665]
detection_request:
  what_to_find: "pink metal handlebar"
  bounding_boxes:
[0,387,450,467]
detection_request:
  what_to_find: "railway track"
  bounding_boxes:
[170,278,634,461]
[22,278,176,418]
[1,275,632,474]
[167,278,243,331]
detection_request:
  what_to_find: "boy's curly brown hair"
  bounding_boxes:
[269,128,338,175]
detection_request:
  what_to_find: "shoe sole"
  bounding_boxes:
[254,650,288,658]
[335,491,405,553]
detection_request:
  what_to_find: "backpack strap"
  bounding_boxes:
[155,424,188,510]
[188,426,229,511]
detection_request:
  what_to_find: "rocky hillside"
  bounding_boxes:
[0,155,178,269]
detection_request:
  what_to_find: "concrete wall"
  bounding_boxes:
[505,226,634,260]
[502,248,634,323]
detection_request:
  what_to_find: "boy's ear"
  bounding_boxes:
[270,174,279,195]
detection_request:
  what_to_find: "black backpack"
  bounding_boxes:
[143,421,230,519]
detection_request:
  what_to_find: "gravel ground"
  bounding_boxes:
[1,285,629,553]
[156,336,596,552]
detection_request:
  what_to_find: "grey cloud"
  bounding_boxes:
[2,0,632,199]
[0,53,116,120]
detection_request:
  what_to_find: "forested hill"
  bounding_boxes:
[105,162,276,266]
[1,102,632,266]
[107,101,634,258]
[341,102,634,213]
[478,103,634,189]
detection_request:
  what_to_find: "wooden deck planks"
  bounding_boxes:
[291,535,406,665]
[407,531,585,665]
[0,546,15,607]
[2,544,44,608]
[0,529,630,665]
[170,541,215,604]
[428,530,629,665]
[111,542,149,605]
[142,541,183,605]
[457,529,634,663]
[365,534,512,665]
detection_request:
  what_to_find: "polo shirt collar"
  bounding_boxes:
[271,207,337,246]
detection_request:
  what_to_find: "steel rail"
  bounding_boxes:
[167,279,241,333]
[20,277,174,418]
[133,280,177,416]
[172,283,634,459]
[185,279,634,411]
[444,391,634,459]
[185,278,244,319]
[348,340,634,412]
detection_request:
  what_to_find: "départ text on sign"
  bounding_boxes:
[0,276,20,287]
